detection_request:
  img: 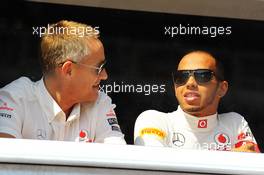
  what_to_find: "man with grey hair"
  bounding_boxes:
[0,20,126,144]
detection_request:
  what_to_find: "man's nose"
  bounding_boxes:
[186,76,198,89]
[99,68,108,80]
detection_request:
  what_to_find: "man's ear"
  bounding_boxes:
[218,81,228,98]
[61,60,74,76]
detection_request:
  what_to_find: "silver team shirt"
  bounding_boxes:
[134,106,259,151]
[0,77,126,144]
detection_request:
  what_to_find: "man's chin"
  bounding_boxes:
[181,104,202,114]
[81,92,99,103]
[89,93,99,102]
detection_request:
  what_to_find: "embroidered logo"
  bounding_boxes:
[0,99,14,111]
[198,119,207,128]
[172,132,185,147]
[214,133,231,151]
[106,109,116,117]
[140,128,166,139]
[79,129,93,142]
[37,129,47,139]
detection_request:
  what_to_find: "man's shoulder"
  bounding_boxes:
[97,91,111,103]
[81,91,113,111]
[0,77,37,100]
[135,110,169,138]
[218,112,246,126]
[137,110,168,123]
[93,91,113,108]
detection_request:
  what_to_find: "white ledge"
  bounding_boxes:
[0,138,264,174]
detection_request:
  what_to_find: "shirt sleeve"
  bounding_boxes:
[0,90,23,138]
[94,94,126,145]
[234,116,260,152]
[134,110,167,147]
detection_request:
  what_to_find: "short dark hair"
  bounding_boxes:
[181,50,225,81]
[214,56,225,81]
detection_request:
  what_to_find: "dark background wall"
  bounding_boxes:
[1,1,264,151]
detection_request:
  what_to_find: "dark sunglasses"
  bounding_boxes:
[172,69,216,85]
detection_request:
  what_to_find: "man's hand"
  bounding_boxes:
[0,133,15,138]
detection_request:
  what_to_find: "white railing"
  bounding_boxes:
[0,138,264,175]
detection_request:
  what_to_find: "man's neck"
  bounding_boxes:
[187,112,216,117]
[180,106,217,117]
[43,75,75,118]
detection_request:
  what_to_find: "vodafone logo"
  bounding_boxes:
[79,129,93,142]
[214,133,230,146]
[198,119,207,128]
[79,130,88,139]
[214,133,231,151]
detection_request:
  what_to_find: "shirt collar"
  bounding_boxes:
[176,105,218,132]
[37,78,80,123]
[67,103,80,122]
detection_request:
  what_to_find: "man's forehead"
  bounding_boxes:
[82,38,105,64]
[86,38,104,52]
[177,52,216,70]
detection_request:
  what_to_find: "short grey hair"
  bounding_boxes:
[40,20,99,74]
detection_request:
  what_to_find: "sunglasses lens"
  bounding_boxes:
[194,70,213,83]
[173,69,214,85]
[173,71,190,85]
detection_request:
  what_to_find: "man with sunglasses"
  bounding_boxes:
[0,20,126,144]
[134,50,259,152]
